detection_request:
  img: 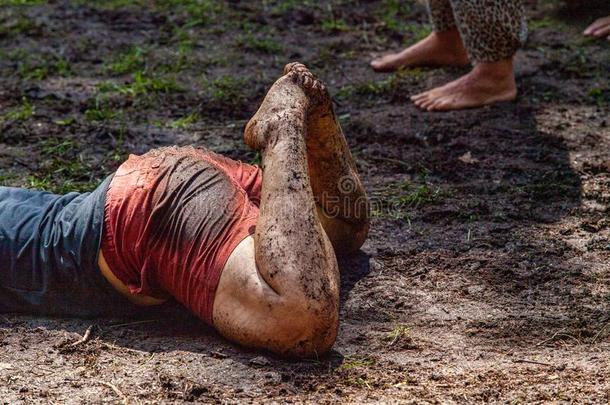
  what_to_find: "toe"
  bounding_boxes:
[302,76,314,88]
[370,59,385,71]
[420,96,439,110]
[416,94,434,108]
[412,95,428,107]
[410,91,430,101]
[425,98,442,111]
[413,96,428,109]
[283,62,298,75]
[284,62,306,75]
[429,96,452,111]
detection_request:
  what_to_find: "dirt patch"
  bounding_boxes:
[1,0,609,402]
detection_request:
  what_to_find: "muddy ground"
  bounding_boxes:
[0,0,609,403]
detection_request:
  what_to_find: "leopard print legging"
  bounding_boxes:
[427,0,527,63]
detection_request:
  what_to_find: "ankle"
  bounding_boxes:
[432,29,463,46]
[427,30,469,62]
[472,59,515,81]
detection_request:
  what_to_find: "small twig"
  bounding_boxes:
[70,325,94,347]
[102,342,150,355]
[368,155,412,168]
[536,330,581,347]
[108,319,159,329]
[513,359,555,367]
[536,331,561,347]
[98,381,129,405]
[28,364,55,377]
[592,321,610,344]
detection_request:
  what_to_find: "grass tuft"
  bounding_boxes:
[202,74,248,105]
[28,138,100,193]
[98,71,183,97]
[384,324,418,349]
[108,46,147,75]
[169,112,199,129]
[1,97,35,122]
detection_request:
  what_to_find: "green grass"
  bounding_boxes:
[375,0,413,32]
[28,138,101,193]
[249,152,261,166]
[393,181,440,207]
[345,376,373,389]
[236,34,282,54]
[17,56,71,80]
[169,112,199,129]
[202,74,248,105]
[371,178,442,220]
[172,40,195,72]
[0,15,40,37]
[27,174,100,194]
[84,98,119,121]
[529,16,568,31]
[321,17,349,32]
[266,0,316,15]
[337,78,394,99]
[72,0,146,9]
[0,173,17,186]
[72,0,226,28]
[54,117,76,126]
[40,138,78,155]
[589,86,609,107]
[98,71,183,98]
[108,46,147,75]
[384,324,417,349]
[0,0,46,4]
[405,23,431,42]
[337,69,426,100]
[386,324,410,343]
[338,356,376,371]
[1,97,35,122]
[155,0,226,27]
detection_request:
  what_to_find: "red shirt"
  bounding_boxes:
[101,146,262,325]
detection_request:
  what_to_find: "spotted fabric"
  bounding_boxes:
[426,0,527,63]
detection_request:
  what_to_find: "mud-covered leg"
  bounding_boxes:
[283,63,369,255]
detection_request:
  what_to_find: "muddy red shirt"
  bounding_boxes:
[101,146,262,325]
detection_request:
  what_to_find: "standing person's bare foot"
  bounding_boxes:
[370,30,469,72]
[410,58,517,111]
[583,16,610,40]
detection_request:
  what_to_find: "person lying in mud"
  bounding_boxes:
[370,0,527,111]
[0,63,369,358]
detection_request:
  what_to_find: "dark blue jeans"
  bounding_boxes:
[0,176,132,317]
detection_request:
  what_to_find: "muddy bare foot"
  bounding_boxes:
[245,63,328,150]
[283,62,327,96]
[283,63,336,136]
[244,65,311,150]
[370,30,469,72]
[411,59,517,111]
